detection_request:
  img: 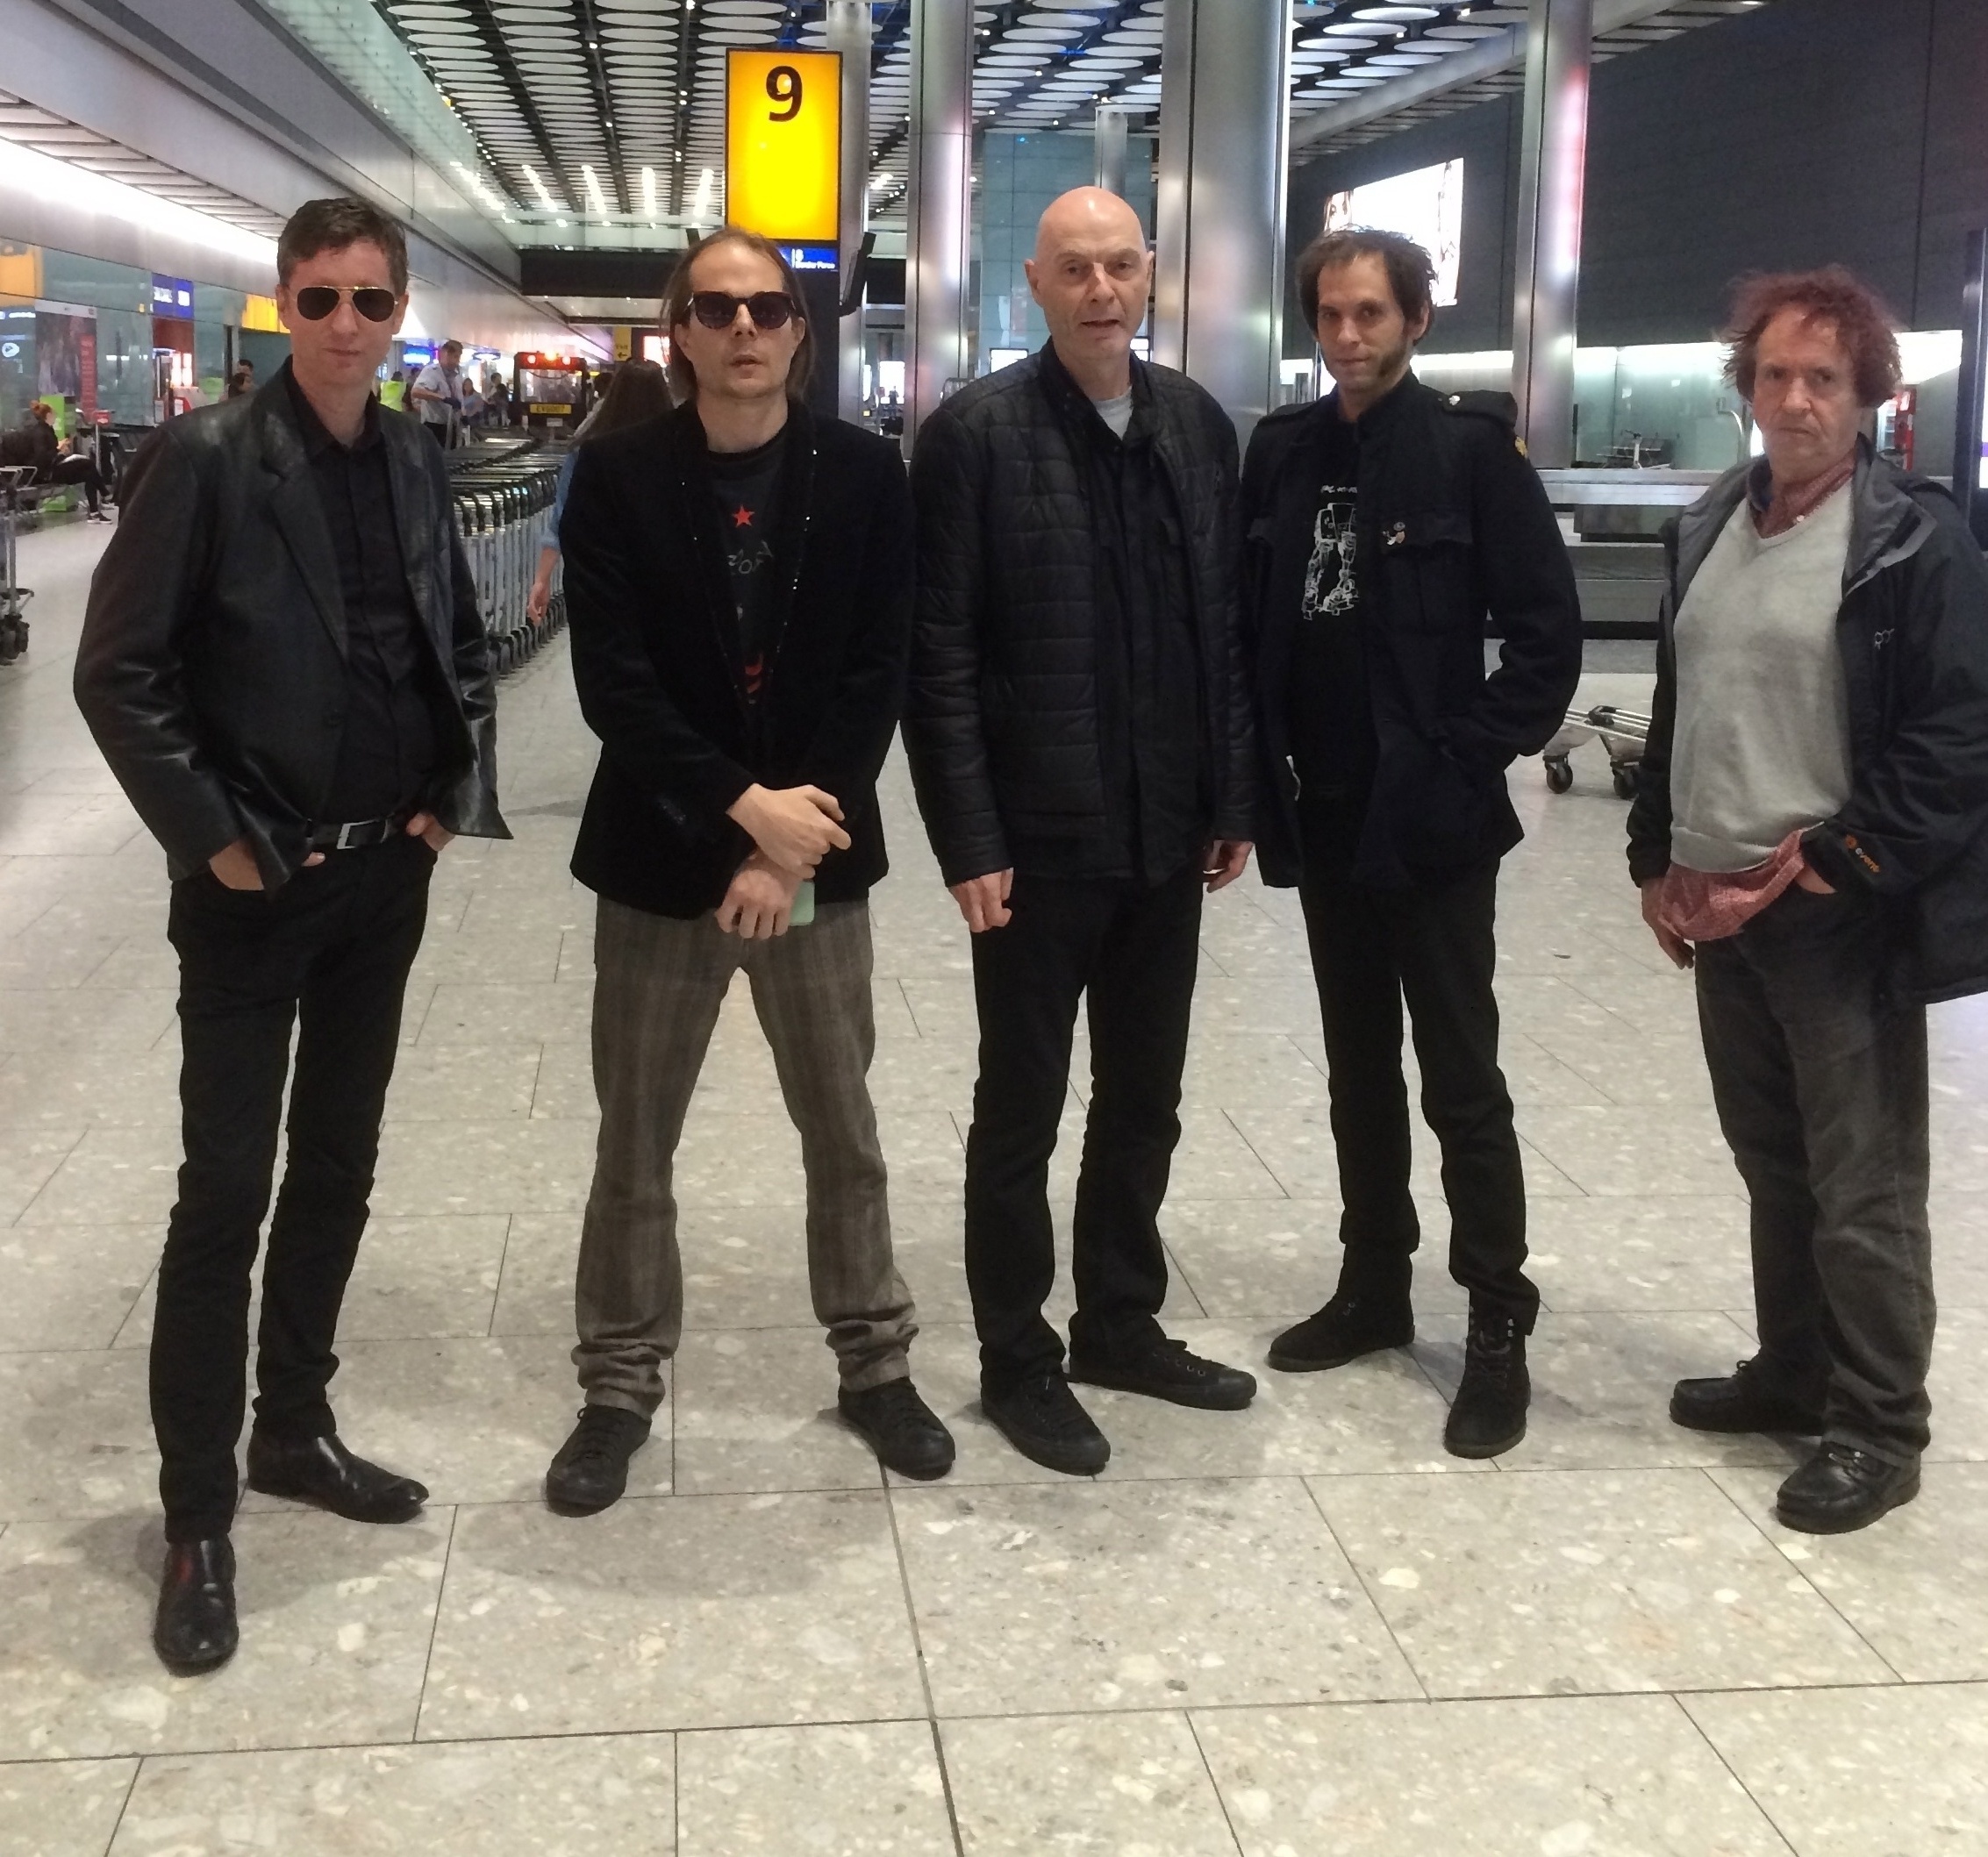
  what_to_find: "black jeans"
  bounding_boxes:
[1694,883,1934,1463]
[963,868,1203,1388]
[1298,860,1535,1324]
[43,455,104,513]
[154,835,433,1540]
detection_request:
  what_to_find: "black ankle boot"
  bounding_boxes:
[1444,1306,1530,1459]
[1268,1259,1413,1373]
[154,1537,238,1675]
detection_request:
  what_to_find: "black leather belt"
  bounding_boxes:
[308,816,404,851]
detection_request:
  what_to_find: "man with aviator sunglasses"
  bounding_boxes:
[544,226,953,1511]
[76,196,508,1675]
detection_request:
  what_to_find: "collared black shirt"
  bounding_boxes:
[286,370,442,822]
[1060,357,1207,886]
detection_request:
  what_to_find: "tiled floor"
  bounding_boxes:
[3,518,1986,1854]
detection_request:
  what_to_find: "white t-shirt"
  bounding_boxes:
[1092,390,1133,439]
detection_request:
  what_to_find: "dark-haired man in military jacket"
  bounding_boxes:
[1241,227,1581,1459]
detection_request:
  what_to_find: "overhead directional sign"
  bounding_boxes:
[725,48,841,246]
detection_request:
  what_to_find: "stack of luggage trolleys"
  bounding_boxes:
[446,439,567,675]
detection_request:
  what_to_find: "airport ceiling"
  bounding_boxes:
[369,0,1586,225]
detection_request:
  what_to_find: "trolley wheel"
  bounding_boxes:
[1544,755,1574,795]
[1611,763,1640,801]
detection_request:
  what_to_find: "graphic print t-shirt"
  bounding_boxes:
[707,433,784,702]
[1290,411,1379,829]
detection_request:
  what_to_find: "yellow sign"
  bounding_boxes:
[725,49,840,245]
[0,242,41,303]
[242,293,286,333]
[612,325,633,361]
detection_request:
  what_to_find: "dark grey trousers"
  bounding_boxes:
[574,896,917,1416]
[1694,883,1934,1463]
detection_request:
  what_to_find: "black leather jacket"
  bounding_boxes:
[1629,444,1988,1004]
[75,367,507,889]
[905,346,1256,886]
[1241,375,1583,888]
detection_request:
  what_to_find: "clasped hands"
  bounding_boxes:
[718,782,850,939]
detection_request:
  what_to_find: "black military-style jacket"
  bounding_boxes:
[1240,372,1582,887]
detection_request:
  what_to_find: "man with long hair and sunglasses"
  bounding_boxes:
[543,226,954,1511]
[75,196,508,1675]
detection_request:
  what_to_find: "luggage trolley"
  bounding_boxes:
[444,442,569,676]
[0,465,35,666]
[1541,704,1651,801]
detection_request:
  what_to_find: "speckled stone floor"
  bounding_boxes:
[3,518,1985,1855]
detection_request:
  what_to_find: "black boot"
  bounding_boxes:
[1670,1356,1824,1436]
[154,1537,238,1675]
[1444,1306,1529,1459]
[1776,1443,1920,1534]
[544,1405,652,1514]
[1268,1254,1413,1372]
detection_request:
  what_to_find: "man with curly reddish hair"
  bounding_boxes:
[1629,266,1988,1533]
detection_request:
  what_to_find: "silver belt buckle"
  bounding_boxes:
[335,820,361,851]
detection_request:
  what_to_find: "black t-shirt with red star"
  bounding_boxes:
[707,432,784,702]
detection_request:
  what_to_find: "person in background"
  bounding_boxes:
[1633,267,1988,1533]
[526,360,672,625]
[0,399,111,522]
[225,362,255,401]
[544,227,952,1511]
[411,339,465,447]
[905,187,1259,1478]
[484,370,510,430]
[1239,227,1582,1461]
[74,195,508,1675]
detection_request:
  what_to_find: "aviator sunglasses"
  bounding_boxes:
[688,289,797,332]
[291,285,401,323]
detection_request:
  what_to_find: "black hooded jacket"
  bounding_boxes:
[1627,443,1988,1004]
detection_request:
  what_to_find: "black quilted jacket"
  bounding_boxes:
[904,346,1256,885]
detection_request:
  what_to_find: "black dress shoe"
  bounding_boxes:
[982,1371,1111,1476]
[1069,1337,1257,1411]
[154,1537,238,1675]
[245,1432,428,1524]
[1670,1358,1823,1436]
[1268,1291,1415,1372]
[544,1405,651,1514]
[1777,1443,1921,1534]
[839,1379,956,1480]
[1443,1307,1530,1460]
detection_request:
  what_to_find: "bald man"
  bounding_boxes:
[905,188,1259,1475]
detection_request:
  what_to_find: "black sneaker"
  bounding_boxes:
[1443,1307,1530,1459]
[981,1370,1110,1476]
[1069,1336,1256,1411]
[544,1405,651,1514]
[1776,1443,1921,1534]
[1268,1291,1415,1372]
[839,1378,956,1480]
[1670,1357,1824,1436]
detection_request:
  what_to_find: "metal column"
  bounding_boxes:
[827,0,872,425]
[1094,104,1132,198]
[1153,0,1291,442]
[1510,0,1592,469]
[905,0,974,450]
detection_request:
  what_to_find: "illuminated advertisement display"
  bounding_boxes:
[1325,159,1465,309]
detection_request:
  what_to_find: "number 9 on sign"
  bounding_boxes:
[726,48,841,245]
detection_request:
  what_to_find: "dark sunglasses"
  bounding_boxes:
[688,289,796,332]
[292,285,400,324]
